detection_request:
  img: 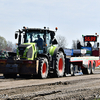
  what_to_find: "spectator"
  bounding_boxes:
[87,41,92,47]
[77,40,82,49]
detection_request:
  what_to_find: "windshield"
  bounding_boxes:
[24,31,44,43]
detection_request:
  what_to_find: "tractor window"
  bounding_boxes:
[24,31,44,50]
[46,33,51,47]
[25,31,44,43]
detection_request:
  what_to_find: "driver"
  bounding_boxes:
[34,35,43,50]
[37,35,43,42]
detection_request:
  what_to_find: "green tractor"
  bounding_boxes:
[4,27,66,79]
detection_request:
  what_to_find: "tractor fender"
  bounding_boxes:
[52,47,65,58]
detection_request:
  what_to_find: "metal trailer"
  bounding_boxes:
[65,56,100,76]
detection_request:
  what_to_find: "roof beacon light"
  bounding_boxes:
[55,27,58,31]
[95,33,97,35]
[44,27,46,29]
[23,26,27,29]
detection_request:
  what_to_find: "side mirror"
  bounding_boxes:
[15,33,18,39]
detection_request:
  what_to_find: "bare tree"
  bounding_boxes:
[72,40,77,49]
[56,35,67,48]
[0,36,7,50]
[6,41,13,51]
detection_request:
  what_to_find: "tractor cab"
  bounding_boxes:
[15,27,58,60]
[82,33,99,56]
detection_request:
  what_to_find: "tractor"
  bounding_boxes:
[4,27,66,78]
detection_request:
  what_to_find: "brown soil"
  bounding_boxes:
[0,70,100,100]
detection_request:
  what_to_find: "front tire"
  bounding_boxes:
[54,51,65,77]
[38,58,49,79]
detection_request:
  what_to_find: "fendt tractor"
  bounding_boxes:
[0,27,100,79]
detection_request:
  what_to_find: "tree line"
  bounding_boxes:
[0,36,16,52]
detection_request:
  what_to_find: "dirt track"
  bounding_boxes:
[0,69,100,100]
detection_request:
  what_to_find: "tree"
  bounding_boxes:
[0,36,7,50]
[72,40,77,49]
[0,35,17,52]
[56,35,67,48]
[6,41,13,51]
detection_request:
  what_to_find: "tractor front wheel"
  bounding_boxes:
[38,58,49,79]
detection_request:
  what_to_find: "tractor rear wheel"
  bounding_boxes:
[54,51,65,77]
[38,58,49,79]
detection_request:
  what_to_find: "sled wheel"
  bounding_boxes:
[38,58,49,79]
[91,61,95,74]
[82,62,91,74]
[54,51,65,77]
[82,68,87,74]
[70,64,75,76]
[87,62,91,74]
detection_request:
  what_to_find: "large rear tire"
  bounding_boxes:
[82,62,91,74]
[38,58,49,79]
[54,51,65,77]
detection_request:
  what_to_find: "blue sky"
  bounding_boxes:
[0,0,100,48]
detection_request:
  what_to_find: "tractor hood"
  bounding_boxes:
[17,43,37,60]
